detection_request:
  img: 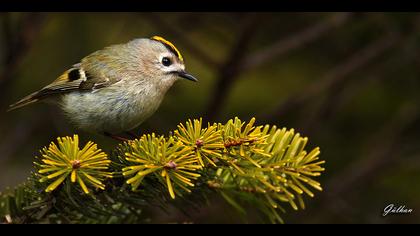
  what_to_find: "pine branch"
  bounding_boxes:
[0,117,325,224]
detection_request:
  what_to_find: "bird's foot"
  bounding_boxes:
[104,132,130,142]
[125,131,140,139]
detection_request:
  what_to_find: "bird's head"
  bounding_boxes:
[125,36,198,91]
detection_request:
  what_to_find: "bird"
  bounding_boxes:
[8,36,198,140]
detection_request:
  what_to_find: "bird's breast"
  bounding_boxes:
[61,81,165,133]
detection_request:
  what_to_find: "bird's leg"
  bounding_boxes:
[125,131,140,139]
[104,132,129,142]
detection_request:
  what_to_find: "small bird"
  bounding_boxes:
[9,36,198,139]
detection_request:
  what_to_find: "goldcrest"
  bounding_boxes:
[9,36,198,135]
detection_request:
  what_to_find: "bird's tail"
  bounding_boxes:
[8,91,41,111]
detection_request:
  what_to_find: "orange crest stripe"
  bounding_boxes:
[151,36,184,62]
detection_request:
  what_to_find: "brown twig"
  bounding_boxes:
[0,13,45,90]
[263,32,400,122]
[240,13,352,72]
[316,102,420,221]
[300,31,418,134]
[297,14,420,134]
[330,102,419,186]
[203,13,261,121]
[204,13,352,121]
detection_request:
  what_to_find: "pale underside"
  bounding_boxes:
[61,78,165,134]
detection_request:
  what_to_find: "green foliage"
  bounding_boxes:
[0,117,324,223]
[35,135,112,194]
[122,134,201,199]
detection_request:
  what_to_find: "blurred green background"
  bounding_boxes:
[1,12,419,223]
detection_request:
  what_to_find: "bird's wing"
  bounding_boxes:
[42,63,121,93]
[8,63,122,111]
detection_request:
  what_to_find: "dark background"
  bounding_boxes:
[0,12,419,223]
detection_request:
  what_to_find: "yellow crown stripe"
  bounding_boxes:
[151,36,184,62]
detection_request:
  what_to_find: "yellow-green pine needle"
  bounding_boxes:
[36,134,111,194]
[77,177,89,194]
[165,170,176,199]
[71,170,77,182]
[45,174,67,192]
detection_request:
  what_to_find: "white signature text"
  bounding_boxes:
[383,204,413,216]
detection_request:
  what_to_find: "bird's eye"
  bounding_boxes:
[162,57,172,67]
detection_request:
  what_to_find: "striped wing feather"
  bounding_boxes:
[8,64,118,111]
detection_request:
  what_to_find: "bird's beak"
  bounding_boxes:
[176,70,198,82]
